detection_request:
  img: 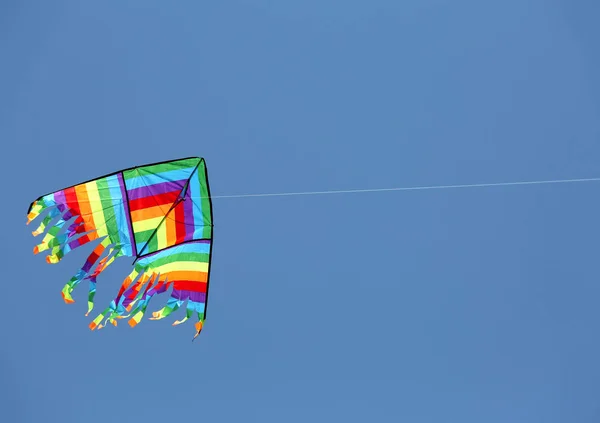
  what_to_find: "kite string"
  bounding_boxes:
[206,177,600,199]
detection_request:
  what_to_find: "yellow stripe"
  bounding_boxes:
[132,216,163,233]
[156,221,167,250]
[85,181,108,237]
[154,261,209,273]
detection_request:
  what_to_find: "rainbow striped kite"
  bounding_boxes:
[26,157,214,340]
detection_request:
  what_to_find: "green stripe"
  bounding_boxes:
[123,158,201,180]
[47,225,62,237]
[197,159,213,238]
[96,178,121,244]
[144,252,210,268]
[145,233,158,254]
[134,228,154,244]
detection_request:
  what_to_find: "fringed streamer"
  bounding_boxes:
[86,241,210,340]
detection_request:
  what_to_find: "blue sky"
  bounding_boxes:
[2,1,600,422]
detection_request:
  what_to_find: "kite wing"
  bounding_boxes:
[26,157,213,339]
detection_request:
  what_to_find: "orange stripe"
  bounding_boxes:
[165,215,177,247]
[130,204,170,222]
[74,184,95,230]
[161,270,208,283]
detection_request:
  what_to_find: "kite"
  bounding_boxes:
[26,157,213,340]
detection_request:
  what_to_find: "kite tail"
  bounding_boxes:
[122,274,163,326]
[150,297,184,320]
[193,320,204,341]
[88,267,141,330]
[33,220,84,254]
[29,206,64,237]
[29,202,86,256]
[172,303,204,340]
[151,291,206,340]
[27,197,64,234]
[121,273,151,312]
[89,269,170,330]
[85,245,120,315]
[88,258,208,339]
[30,207,103,264]
[126,277,172,327]
[59,238,118,304]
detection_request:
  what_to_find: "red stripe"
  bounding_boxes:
[73,234,91,247]
[116,275,137,299]
[64,187,80,214]
[125,282,142,300]
[173,280,207,293]
[61,187,88,236]
[174,201,186,244]
[141,278,156,298]
[87,250,100,265]
[128,190,179,212]
[66,189,92,235]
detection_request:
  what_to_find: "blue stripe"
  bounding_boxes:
[105,175,133,255]
[124,167,197,191]
[189,302,205,313]
[188,166,207,238]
